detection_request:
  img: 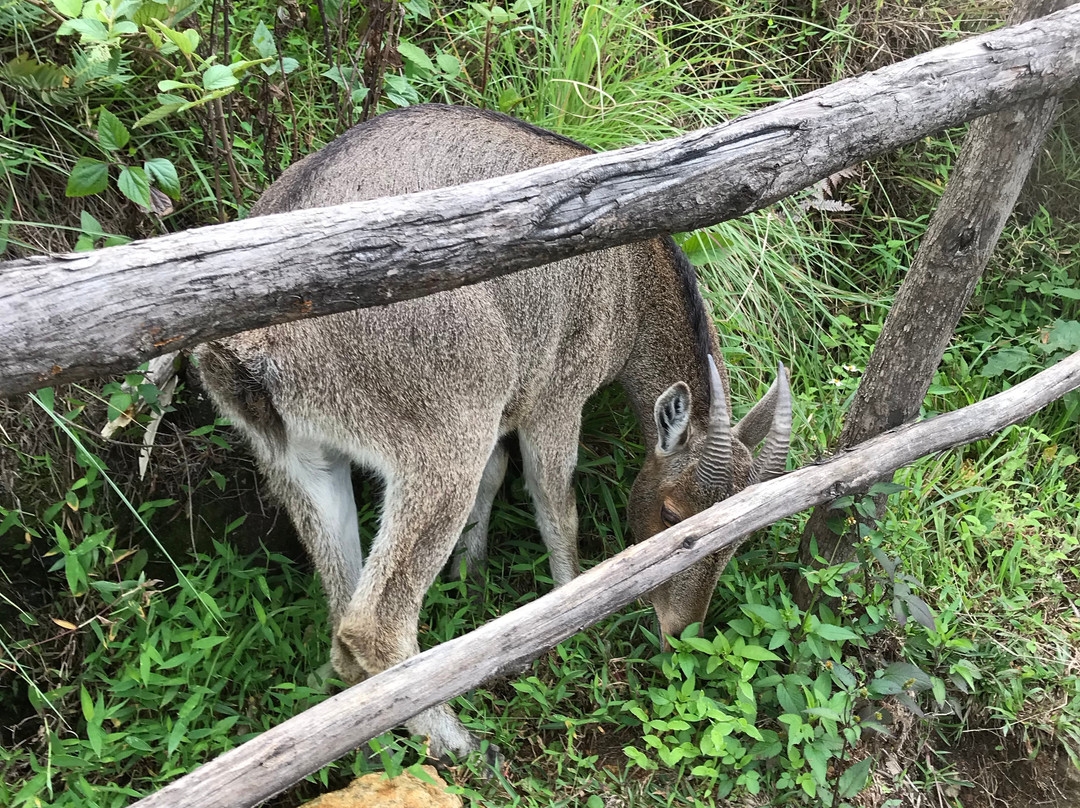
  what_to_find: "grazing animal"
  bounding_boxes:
[195,104,792,762]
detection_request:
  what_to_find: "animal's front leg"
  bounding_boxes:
[519,412,583,587]
[447,441,508,581]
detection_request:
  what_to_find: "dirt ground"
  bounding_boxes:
[858,708,1080,808]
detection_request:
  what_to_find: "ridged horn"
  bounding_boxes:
[696,355,733,494]
[748,362,792,485]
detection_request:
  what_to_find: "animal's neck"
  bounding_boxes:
[618,239,723,448]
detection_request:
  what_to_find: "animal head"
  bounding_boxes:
[628,356,792,647]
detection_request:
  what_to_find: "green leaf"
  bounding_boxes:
[227,58,272,76]
[280,57,300,74]
[981,347,1030,378]
[920,384,954,397]
[804,706,844,721]
[144,158,180,199]
[97,108,129,151]
[867,676,902,697]
[1045,319,1080,353]
[154,22,200,55]
[837,756,873,798]
[252,20,277,59]
[681,636,714,654]
[882,661,933,691]
[624,746,657,770]
[80,685,94,720]
[57,17,109,40]
[66,158,109,197]
[158,79,197,92]
[735,643,781,662]
[776,682,803,715]
[384,73,419,107]
[768,628,790,650]
[80,210,104,238]
[804,742,829,784]
[117,166,151,209]
[900,592,937,631]
[322,65,361,90]
[202,64,238,90]
[436,52,461,76]
[867,481,907,496]
[398,41,435,73]
[811,623,858,643]
[107,391,132,422]
[135,103,184,128]
[829,662,857,690]
[403,0,431,16]
[931,676,947,706]
[167,719,188,755]
[742,603,784,629]
[52,0,82,17]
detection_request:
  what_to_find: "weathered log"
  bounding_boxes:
[129,350,1080,808]
[2,5,1080,395]
[793,0,1072,604]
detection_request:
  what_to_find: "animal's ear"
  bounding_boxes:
[654,382,692,455]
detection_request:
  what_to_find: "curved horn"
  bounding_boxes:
[696,355,733,494]
[748,362,792,484]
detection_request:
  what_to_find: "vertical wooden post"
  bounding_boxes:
[793,0,1070,606]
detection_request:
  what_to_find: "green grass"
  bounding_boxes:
[2,0,1079,805]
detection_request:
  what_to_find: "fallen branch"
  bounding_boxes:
[3,5,1080,395]
[129,351,1080,808]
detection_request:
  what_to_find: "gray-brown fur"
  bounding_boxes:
[194,104,791,762]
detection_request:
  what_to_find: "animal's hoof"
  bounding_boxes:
[481,742,504,776]
[309,661,337,692]
[433,741,504,779]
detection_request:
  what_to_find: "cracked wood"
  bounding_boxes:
[2,5,1079,395]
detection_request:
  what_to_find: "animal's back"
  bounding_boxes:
[214,104,650,440]
[254,104,591,210]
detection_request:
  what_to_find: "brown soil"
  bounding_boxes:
[858,706,1080,808]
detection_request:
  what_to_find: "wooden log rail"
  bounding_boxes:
[1,4,1079,395]
[129,349,1080,808]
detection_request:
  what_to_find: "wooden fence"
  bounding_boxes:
[1,4,1078,807]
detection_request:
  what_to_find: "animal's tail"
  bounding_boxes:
[194,342,286,445]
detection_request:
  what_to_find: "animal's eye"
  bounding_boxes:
[660,503,683,529]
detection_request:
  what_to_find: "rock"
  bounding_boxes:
[301,766,463,808]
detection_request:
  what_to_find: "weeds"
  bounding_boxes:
[2,0,1079,805]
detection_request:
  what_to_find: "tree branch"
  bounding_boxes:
[2,5,1079,395]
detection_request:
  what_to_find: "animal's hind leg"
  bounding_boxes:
[448,441,508,581]
[256,438,365,682]
[337,434,500,761]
